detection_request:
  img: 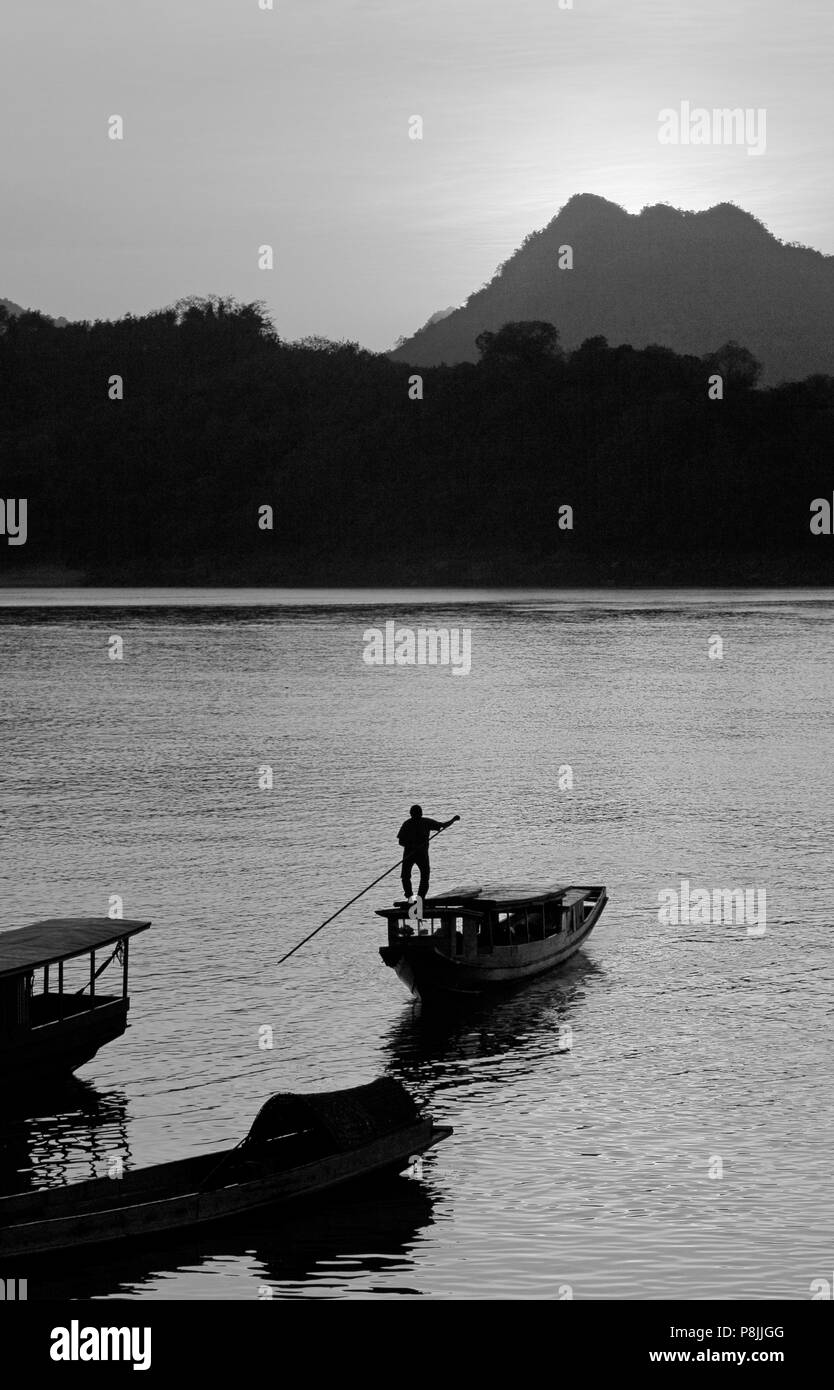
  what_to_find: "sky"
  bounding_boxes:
[2,0,832,350]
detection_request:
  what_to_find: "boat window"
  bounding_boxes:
[29,954,87,998]
[544,901,562,935]
[527,907,544,940]
[438,914,462,935]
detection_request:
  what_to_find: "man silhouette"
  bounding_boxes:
[397,804,459,903]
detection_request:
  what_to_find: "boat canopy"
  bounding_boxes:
[0,918,151,980]
[426,882,570,906]
[245,1077,421,1151]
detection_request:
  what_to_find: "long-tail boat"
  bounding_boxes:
[376,882,607,1000]
[0,1079,451,1258]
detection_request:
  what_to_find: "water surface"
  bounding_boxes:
[0,589,831,1299]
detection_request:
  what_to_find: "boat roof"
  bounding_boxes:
[429,882,570,905]
[0,918,151,979]
[376,883,602,916]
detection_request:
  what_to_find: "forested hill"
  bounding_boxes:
[390,195,834,386]
[0,299,832,586]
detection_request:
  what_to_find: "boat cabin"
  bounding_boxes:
[0,917,151,1090]
[376,883,598,959]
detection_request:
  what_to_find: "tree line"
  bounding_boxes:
[1,299,831,584]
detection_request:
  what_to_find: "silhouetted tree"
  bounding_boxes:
[475,320,562,366]
[702,340,762,390]
[573,335,609,355]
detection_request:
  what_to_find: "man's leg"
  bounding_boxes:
[401,853,415,899]
[416,852,430,900]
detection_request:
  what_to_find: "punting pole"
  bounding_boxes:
[276,821,458,967]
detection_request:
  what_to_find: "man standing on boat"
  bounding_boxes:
[397,805,459,903]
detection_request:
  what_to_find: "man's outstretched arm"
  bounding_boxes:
[419,815,461,833]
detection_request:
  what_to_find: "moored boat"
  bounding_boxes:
[0,917,151,1091]
[376,882,607,1000]
[0,1078,452,1259]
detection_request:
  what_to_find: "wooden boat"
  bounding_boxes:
[0,1079,451,1259]
[0,917,151,1091]
[377,882,608,1000]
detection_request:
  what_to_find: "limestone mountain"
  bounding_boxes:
[390,195,834,385]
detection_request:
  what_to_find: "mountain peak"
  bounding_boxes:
[558,192,629,216]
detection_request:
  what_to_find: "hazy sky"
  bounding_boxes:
[3,0,832,349]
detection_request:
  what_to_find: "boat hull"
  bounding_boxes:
[381,891,607,1001]
[0,997,129,1093]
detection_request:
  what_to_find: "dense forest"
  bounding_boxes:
[0,298,832,585]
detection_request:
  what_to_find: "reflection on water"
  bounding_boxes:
[384,955,599,1100]
[30,1178,435,1301]
[0,591,832,1298]
[0,1081,132,1196]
